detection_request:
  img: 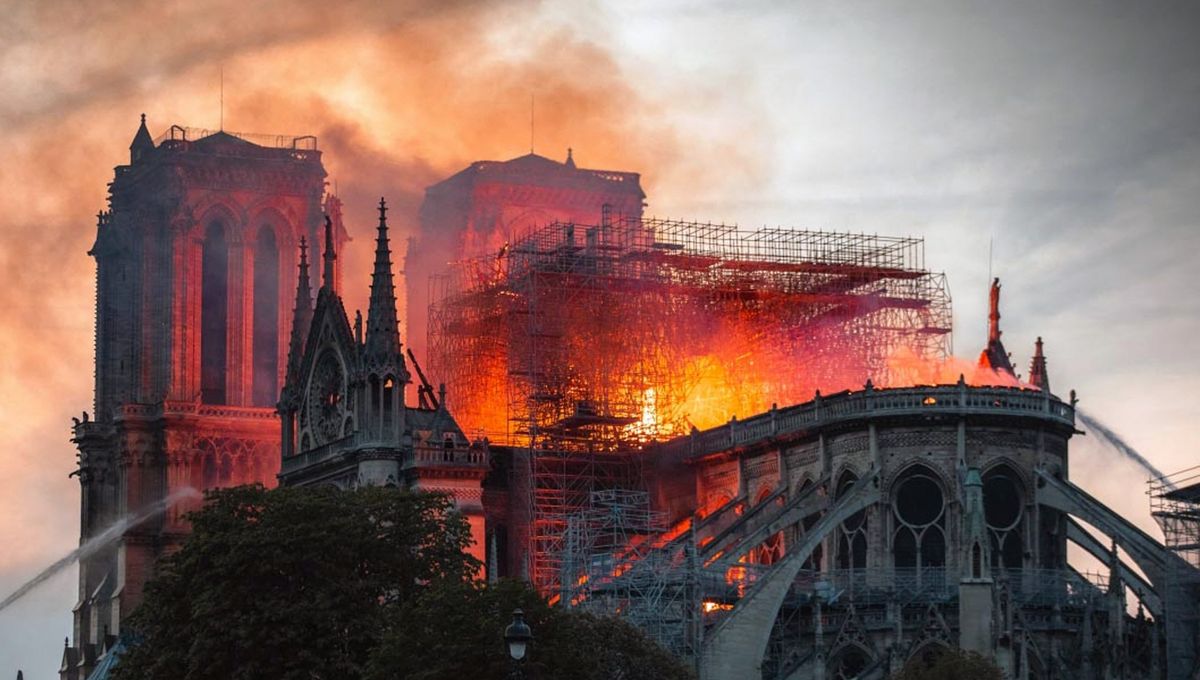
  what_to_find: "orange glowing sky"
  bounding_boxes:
[2,1,1199,673]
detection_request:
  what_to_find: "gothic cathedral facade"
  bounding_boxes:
[63,119,346,679]
[276,199,488,558]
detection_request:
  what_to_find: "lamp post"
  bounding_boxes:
[504,608,533,679]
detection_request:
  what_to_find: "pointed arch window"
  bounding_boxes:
[383,375,396,430]
[753,487,785,565]
[201,221,229,404]
[218,453,234,486]
[891,466,947,586]
[835,471,868,570]
[798,478,823,571]
[830,645,870,680]
[370,375,382,423]
[983,465,1025,569]
[252,227,280,406]
[200,442,218,490]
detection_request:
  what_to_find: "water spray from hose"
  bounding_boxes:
[1076,409,1173,490]
[0,487,201,614]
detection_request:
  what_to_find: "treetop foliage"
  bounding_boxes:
[114,484,693,680]
[367,578,694,680]
[894,646,1004,680]
[115,485,478,680]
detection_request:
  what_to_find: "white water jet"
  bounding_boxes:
[1076,409,1173,489]
[0,487,201,614]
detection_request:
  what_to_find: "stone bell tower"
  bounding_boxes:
[63,117,344,680]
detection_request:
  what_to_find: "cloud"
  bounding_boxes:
[0,0,498,128]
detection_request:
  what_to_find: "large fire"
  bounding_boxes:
[885,346,1025,390]
[429,217,977,448]
[432,290,1028,449]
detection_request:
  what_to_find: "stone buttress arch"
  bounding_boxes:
[699,468,881,680]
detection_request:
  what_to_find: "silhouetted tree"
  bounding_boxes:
[894,646,1004,680]
[114,485,691,680]
[366,579,694,680]
[114,485,478,680]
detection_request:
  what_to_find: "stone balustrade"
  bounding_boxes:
[652,382,1074,461]
[408,445,489,467]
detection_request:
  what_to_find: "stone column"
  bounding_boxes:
[229,237,252,406]
[276,232,296,401]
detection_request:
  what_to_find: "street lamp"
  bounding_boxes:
[504,608,533,673]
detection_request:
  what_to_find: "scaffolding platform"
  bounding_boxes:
[1151,467,1200,566]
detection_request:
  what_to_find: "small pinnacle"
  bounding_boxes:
[322,214,336,289]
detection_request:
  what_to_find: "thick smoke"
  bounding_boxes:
[0,1,501,128]
[0,1,753,672]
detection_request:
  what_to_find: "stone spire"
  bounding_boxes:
[1107,539,1128,644]
[364,197,404,366]
[1106,539,1124,597]
[285,237,314,390]
[130,113,154,163]
[1028,336,1050,393]
[987,277,1002,343]
[978,277,1015,376]
[962,467,991,580]
[321,214,336,292]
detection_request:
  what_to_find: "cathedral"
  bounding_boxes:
[63,119,1200,680]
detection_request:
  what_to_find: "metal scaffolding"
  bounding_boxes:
[428,216,953,592]
[1150,467,1200,568]
[560,489,707,660]
[1150,468,1200,678]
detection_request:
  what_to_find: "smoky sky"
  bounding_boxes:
[2,0,1198,673]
